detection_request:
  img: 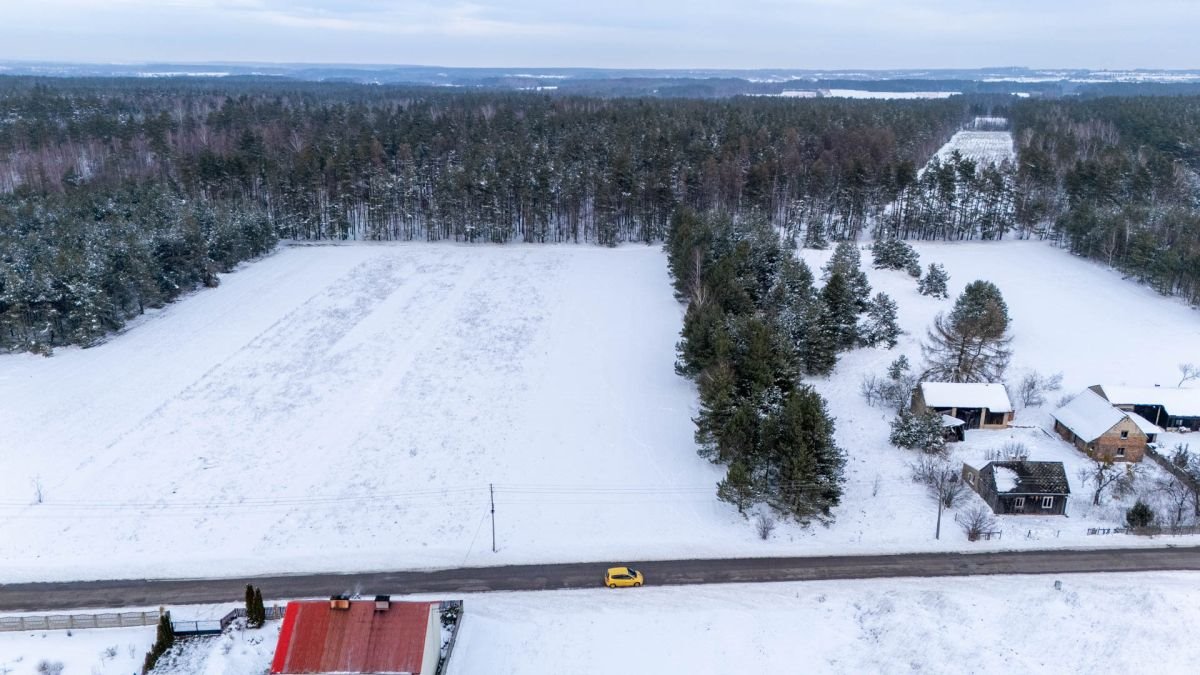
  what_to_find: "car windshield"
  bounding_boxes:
[628,569,638,576]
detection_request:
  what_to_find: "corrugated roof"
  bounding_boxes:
[920,382,1013,412]
[1053,389,1128,442]
[982,461,1070,495]
[1096,385,1200,417]
[271,600,436,674]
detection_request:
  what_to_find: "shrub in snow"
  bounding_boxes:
[36,661,64,675]
[1126,500,1156,528]
[1012,371,1063,408]
[960,506,998,542]
[754,512,777,540]
[872,239,920,273]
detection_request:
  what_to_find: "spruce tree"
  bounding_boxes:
[860,292,901,349]
[820,271,859,350]
[922,280,1013,383]
[694,362,738,461]
[823,241,871,310]
[675,300,730,378]
[887,354,911,381]
[760,387,845,521]
[801,301,839,376]
[918,263,950,299]
[889,410,947,454]
[872,239,920,273]
[716,460,756,515]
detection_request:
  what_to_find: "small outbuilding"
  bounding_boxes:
[1053,389,1160,462]
[962,461,1070,516]
[1090,384,1200,431]
[912,382,1014,430]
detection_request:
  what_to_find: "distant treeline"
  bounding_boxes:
[1,78,1198,354]
[0,78,965,352]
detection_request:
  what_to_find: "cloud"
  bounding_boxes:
[0,0,1197,68]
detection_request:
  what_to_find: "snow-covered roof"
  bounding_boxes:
[1095,385,1200,417]
[1052,389,1128,442]
[919,382,1013,412]
[993,466,1019,492]
[941,414,966,428]
[1127,412,1163,436]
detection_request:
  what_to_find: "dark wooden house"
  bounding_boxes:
[962,461,1070,516]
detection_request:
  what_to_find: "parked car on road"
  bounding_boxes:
[605,566,644,588]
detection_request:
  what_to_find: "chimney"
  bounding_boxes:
[330,594,351,610]
[374,595,391,611]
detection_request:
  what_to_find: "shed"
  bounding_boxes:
[1053,389,1159,462]
[1091,384,1200,431]
[912,382,1014,430]
[962,461,1070,515]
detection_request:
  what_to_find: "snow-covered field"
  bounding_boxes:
[2,239,1198,584]
[7,573,1199,674]
[825,89,959,99]
[932,129,1016,165]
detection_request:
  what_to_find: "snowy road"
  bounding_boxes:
[1,546,1197,612]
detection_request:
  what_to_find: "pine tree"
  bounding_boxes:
[253,587,266,627]
[889,410,946,454]
[860,292,901,349]
[820,271,859,350]
[760,386,845,521]
[675,300,730,378]
[716,460,756,515]
[801,301,839,376]
[872,239,920,272]
[922,280,1013,383]
[823,241,871,310]
[918,263,950,299]
[887,354,911,381]
[694,362,738,461]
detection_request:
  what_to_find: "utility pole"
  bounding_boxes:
[935,497,943,540]
[490,483,497,553]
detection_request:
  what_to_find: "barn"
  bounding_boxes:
[270,598,449,675]
[1090,384,1200,431]
[1053,389,1161,462]
[962,461,1070,516]
[912,382,1014,430]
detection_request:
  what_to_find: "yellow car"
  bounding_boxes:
[604,566,644,588]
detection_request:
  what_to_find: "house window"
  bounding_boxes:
[1120,430,1129,439]
[1041,496,1054,509]
[1116,447,1126,458]
[1013,497,1025,511]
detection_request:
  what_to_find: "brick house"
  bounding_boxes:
[911,382,1013,430]
[962,461,1070,515]
[1052,389,1161,463]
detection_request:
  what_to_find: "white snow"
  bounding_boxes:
[992,466,1020,492]
[2,238,1199,583]
[8,573,1200,674]
[446,574,1200,674]
[932,130,1016,166]
[1096,384,1200,417]
[1052,389,1129,442]
[919,382,1013,412]
[0,625,153,674]
[825,89,958,99]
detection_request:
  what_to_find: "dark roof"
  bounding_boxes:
[981,461,1070,495]
[270,600,436,674]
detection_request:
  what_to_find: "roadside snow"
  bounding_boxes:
[0,625,152,675]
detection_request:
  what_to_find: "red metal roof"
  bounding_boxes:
[270,600,436,674]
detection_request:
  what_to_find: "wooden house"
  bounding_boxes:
[1052,389,1160,462]
[962,461,1070,516]
[912,382,1013,430]
[1090,384,1200,432]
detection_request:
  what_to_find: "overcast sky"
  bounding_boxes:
[0,0,1196,70]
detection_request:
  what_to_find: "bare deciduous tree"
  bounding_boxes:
[1012,370,1064,408]
[1077,459,1125,506]
[754,512,777,540]
[959,505,998,541]
[1178,363,1200,387]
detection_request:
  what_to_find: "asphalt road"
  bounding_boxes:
[2,546,1198,612]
